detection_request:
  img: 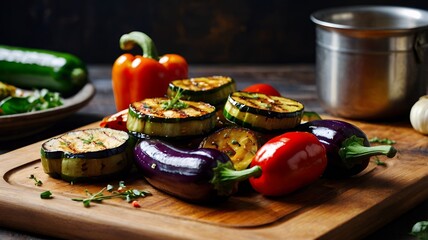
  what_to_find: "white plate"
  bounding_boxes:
[0,83,95,141]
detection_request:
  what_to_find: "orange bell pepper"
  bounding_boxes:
[112,31,188,111]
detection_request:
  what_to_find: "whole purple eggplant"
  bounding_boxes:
[296,119,397,178]
[134,139,261,203]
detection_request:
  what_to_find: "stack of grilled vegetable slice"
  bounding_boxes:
[127,96,217,138]
[41,128,134,182]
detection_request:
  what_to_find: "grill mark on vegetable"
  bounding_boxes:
[174,76,231,91]
[58,137,77,153]
[236,95,301,113]
[52,129,126,154]
[137,99,211,118]
[100,129,124,146]
[237,95,285,112]
[186,104,210,116]
[78,131,107,150]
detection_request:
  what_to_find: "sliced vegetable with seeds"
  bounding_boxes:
[223,91,304,132]
[199,126,261,170]
[40,128,134,182]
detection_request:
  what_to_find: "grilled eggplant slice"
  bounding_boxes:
[41,128,133,182]
[166,76,236,108]
[199,126,260,170]
[127,97,217,138]
[223,91,304,132]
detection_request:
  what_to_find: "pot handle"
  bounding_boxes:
[415,31,428,63]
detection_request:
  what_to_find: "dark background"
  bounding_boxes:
[1,0,428,65]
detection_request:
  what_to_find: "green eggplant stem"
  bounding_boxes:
[119,31,159,60]
[339,135,397,164]
[210,161,262,196]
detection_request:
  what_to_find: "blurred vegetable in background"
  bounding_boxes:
[112,31,188,111]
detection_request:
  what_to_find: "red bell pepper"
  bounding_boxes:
[112,31,188,111]
[99,109,128,131]
[242,83,281,96]
[249,132,327,196]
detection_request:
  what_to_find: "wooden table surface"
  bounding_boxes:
[0,65,427,239]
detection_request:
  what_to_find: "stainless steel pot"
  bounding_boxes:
[311,6,428,120]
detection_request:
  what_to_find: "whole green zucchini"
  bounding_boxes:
[0,45,88,97]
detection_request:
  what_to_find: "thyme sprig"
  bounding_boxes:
[29,174,43,186]
[71,181,151,207]
[161,89,188,110]
[80,134,106,147]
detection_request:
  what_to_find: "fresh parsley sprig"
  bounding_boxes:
[411,221,428,240]
[0,88,63,115]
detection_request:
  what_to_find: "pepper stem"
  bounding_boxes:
[119,31,159,60]
[339,135,397,167]
[210,161,262,196]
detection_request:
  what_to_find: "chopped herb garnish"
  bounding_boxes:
[80,134,106,148]
[29,174,43,186]
[0,88,63,115]
[72,181,151,207]
[81,134,94,144]
[369,137,396,145]
[373,157,387,166]
[162,90,188,110]
[41,190,53,199]
[95,141,106,147]
[231,139,241,147]
[410,221,428,240]
[260,102,272,109]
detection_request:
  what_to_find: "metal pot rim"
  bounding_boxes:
[311,5,428,31]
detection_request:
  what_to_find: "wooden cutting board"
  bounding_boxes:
[1,119,427,240]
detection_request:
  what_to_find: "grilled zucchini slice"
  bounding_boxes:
[0,81,16,100]
[127,97,217,138]
[166,76,236,108]
[199,126,260,170]
[41,128,133,182]
[223,91,304,132]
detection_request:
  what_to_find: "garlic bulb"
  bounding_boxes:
[410,95,428,134]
